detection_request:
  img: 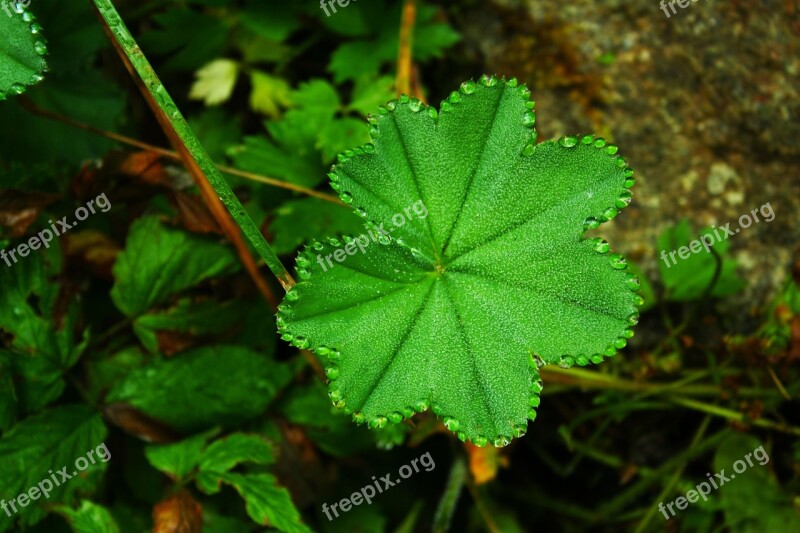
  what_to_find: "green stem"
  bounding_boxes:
[90,0,295,291]
[433,453,468,533]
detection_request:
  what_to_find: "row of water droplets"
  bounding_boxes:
[0,6,47,100]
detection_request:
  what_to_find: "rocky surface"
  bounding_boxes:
[434,0,799,327]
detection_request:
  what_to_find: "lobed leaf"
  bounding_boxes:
[278,76,640,446]
[0,3,47,100]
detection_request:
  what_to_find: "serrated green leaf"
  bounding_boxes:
[269,198,364,255]
[278,77,639,445]
[198,433,274,472]
[657,219,745,301]
[0,239,87,414]
[106,345,296,432]
[138,8,227,72]
[205,472,311,533]
[349,75,395,116]
[0,406,107,531]
[56,500,120,533]
[110,216,240,317]
[249,71,291,117]
[144,430,216,480]
[189,59,239,106]
[0,3,47,100]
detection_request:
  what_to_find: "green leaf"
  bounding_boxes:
[269,198,364,255]
[110,216,240,317]
[202,472,311,533]
[713,434,800,532]
[278,77,639,446]
[138,8,227,72]
[249,71,292,117]
[133,298,245,354]
[198,433,274,473]
[0,3,47,100]
[0,239,87,413]
[657,219,745,301]
[349,75,396,116]
[189,59,239,106]
[144,430,217,480]
[0,405,107,530]
[106,345,296,432]
[56,501,121,533]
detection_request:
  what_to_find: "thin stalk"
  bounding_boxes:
[433,453,468,533]
[396,0,416,97]
[18,99,342,206]
[90,0,295,291]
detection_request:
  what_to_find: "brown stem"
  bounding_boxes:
[396,0,416,97]
[18,99,343,206]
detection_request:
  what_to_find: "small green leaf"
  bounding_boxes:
[106,345,296,432]
[657,219,745,301]
[0,3,47,100]
[249,71,291,117]
[279,77,639,445]
[144,430,217,480]
[0,406,107,530]
[198,433,274,473]
[205,472,311,533]
[189,59,239,106]
[110,216,240,317]
[56,501,120,533]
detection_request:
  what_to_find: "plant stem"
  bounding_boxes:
[90,0,295,292]
[433,453,468,533]
[396,0,416,97]
[18,99,343,206]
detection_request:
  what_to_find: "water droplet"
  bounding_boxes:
[296,255,310,268]
[363,143,375,153]
[353,412,366,424]
[329,389,342,402]
[293,335,310,349]
[316,345,331,356]
[355,207,367,218]
[460,80,476,94]
[624,177,636,189]
[29,22,42,34]
[330,182,341,191]
[561,355,575,366]
[389,412,403,423]
[627,312,640,326]
[601,206,619,221]
[613,337,627,349]
[633,294,645,307]
[448,91,461,104]
[590,354,604,364]
[340,192,353,204]
[329,349,341,360]
[472,436,488,447]
[410,247,421,258]
[525,100,535,110]
[443,417,459,431]
[22,11,34,22]
[530,354,545,369]
[296,268,310,279]
[457,431,467,442]
[559,135,578,148]
[312,241,324,251]
[440,100,452,113]
[395,238,406,247]
[593,137,607,148]
[519,85,531,98]
[615,191,632,209]
[626,274,640,291]
[581,135,594,145]
[398,94,409,104]
[606,144,619,155]
[522,111,536,126]
[522,143,535,156]
[281,333,293,342]
[583,216,600,231]
[531,380,544,394]
[413,401,427,412]
[622,328,635,339]
[609,254,627,270]
[427,107,438,119]
[528,409,538,421]
[493,436,510,447]
[513,424,527,438]
[368,416,388,429]
[481,74,498,86]
[594,238,610,254]
[386,100,397,111]
[285,289,300,301]
[402,407,414,418]
[325,367,339,379]
[9,83,25,95]
[529,396,541,407]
